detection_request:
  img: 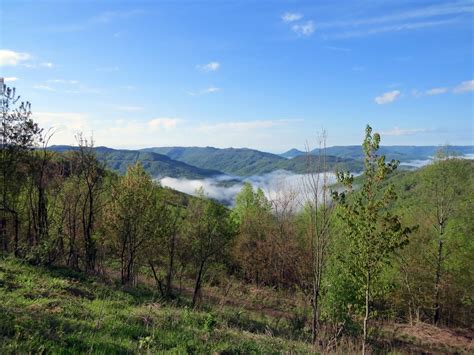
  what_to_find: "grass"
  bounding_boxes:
[0,257,315,354]
[2,257,472,354]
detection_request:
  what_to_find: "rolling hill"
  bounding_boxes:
[48,146,222,179]
[142,146,288,176]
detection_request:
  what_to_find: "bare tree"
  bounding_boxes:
[300,130,334,344]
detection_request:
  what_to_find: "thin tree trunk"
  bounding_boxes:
[166,232,176,297]
[363,272,370,355]
[192,260,206,307]
[433,224,443,325]
[311,284,320,344]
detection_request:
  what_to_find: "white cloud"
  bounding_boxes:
[94,9,144,24]
[325,46,351,52]
[282,12,303,23]
[0,49,31,66]
[40,62,54,68]
[292,21,315,36]
[114,105,143,112]
[47,79,79,84]
[199,119,300,132]
[319,2,473,29]
[33,112,92,144]
[453,80,474,93]
[4,77,19,82]
[325,19,456,39]
[188,87,221,96]
[382,127,428,136]
[148,118,181,130]
[33,84,56,91]
[425,87,448,96]
[375,90,400,104]
[197,61,220,71]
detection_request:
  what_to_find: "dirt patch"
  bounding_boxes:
[387,322,474,354]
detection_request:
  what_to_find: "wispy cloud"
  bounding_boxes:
[382,127,429,136]
[33,111,92,144]
[40,62,54,68]
[34,80,102,95]
[48,9,145,33]
[292,21,316,36]
[33,84,56,91]
[93,9,145,24]
[319,2,472,39]
[197,61,220,72]
[148,118,182,130]
[453,80,474,93]
[3,77,19,82]
[281,12,315,37]
[199,119,301,132]
[47,79,79,84]
[188,87,221,96]
[281,12,303,23]
[375,90,400,104]
[426,87,448,96]
[114,105,144,112]
[325,19,456,39]
[320,2,473,29]
[0,49,31,66]
[325,46,351,52]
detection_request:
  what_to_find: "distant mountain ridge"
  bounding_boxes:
[48,145,473,179]
[281,145,474,161]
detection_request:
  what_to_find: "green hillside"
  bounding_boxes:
[50,146,223,179]
[0,257,313,353]
[274,154,364,173]
[143,146,287,176]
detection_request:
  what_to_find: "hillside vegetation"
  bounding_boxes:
[50,146,223,179]
[1,85,473,354]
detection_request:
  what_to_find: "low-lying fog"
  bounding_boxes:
[159,155,473,206]
[160,170,337,207]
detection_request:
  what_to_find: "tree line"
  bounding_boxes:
[1,84,472,352]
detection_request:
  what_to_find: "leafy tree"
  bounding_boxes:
[418,153,470,324]
[182,188,235,307]
[1,84,42,254]
[333,125,411,353]
[231,183,272,284]
[107,162,162,286]
[75,135,106,272]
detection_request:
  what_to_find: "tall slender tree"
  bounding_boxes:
[1,83,42,254]
[333,125,411,354]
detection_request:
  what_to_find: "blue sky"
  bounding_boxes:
[1,0,473,152]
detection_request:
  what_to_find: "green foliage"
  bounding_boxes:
[0,257,314,353]
[332,125,412,349]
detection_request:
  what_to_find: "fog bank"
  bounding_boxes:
[160,170,337,207]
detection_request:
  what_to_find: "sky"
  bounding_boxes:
[0,0,473,153]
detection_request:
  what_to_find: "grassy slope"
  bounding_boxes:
[0,258,313,354]
[1,257,472,354]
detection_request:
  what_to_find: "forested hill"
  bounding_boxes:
[48,146,223,179]
[280,145,474,160]
[48,145,473,178]
[142,146,287,176]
